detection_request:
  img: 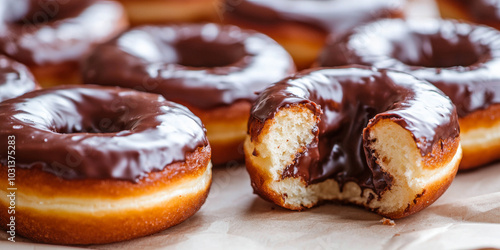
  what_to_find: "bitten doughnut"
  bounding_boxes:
[0,55,39,102]
[82,23,295,165]
[245,66,461,219]
[116,0,221,25]
[436,0,500,30]
[0,85,211,244]
[0,0,128,87]
[223,0,403,69]
[319,18,500,170]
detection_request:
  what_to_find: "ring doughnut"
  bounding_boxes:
[319,18,500,170]
[115,0,221,25]
[0,85,211,244]
[223,0,403,69]
[0,55,39,102]
[0,0,128,87]
[82,23,295,165]
[244,66,461,219]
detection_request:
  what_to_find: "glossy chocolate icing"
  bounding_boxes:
[319,19,500,117]
[224,0,403,38]
[0,85,208,182]
[0,55,38,102]
[250,66,459,193]
[459,0,500,22]
[0,0,127,65]
[82,23,295,109]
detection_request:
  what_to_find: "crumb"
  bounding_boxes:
[394,233,400,237]
[380,217,396,226]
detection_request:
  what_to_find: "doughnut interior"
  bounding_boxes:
[245,106,461,218]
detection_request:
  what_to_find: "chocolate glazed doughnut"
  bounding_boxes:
[0,85,211,244]
[0,55,39,102]
[319,18,500,170]
[115,0,222,25]
[223,0,403,69]
[436,0,500,30]
[245,66,461,219]
[82,23,295,165]
[0,0,128,87]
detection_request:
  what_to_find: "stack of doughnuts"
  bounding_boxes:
[223,0,404,69]
[319,18,500,170]
[82,23,295,165]
[0,0,128,87]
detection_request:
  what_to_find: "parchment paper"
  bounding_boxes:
[2,0,500,249]
[2,162,500,250]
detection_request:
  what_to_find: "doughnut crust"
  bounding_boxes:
[458,104,500,169]
[116,0,221,25]
[187,100,251,165]
[0,147,211,245]
[244,67,461,219]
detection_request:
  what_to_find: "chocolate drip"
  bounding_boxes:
[224,0,403,38]
[82,23,295,109]
[0,85,208,182]
[319,19,500,117]
[0,55,38,102]
[0,0,126,65]
[250,66,459,194]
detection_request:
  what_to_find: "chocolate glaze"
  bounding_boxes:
[224,0,403,38]
[82,23,295,109]
[0,85,208,182]
[457,0,500,22]
[0,55,38,102]
[250,66,459,194]
[320,19,500,117]
[0,0,127,65]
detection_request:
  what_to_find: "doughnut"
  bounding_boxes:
[244,66,461,219]
[0,85,211,244]
[0,55,39,102]
[82,23,295,165]
[319,18,500,170]
[436,0,500,30]
[0,0,128,88]
[223,0,403,69]
[116,0,222,25]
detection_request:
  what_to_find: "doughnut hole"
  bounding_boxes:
[52,110,130,134]
[392,29,488,68]
[175,37,247,67]
[34,98,135,135]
